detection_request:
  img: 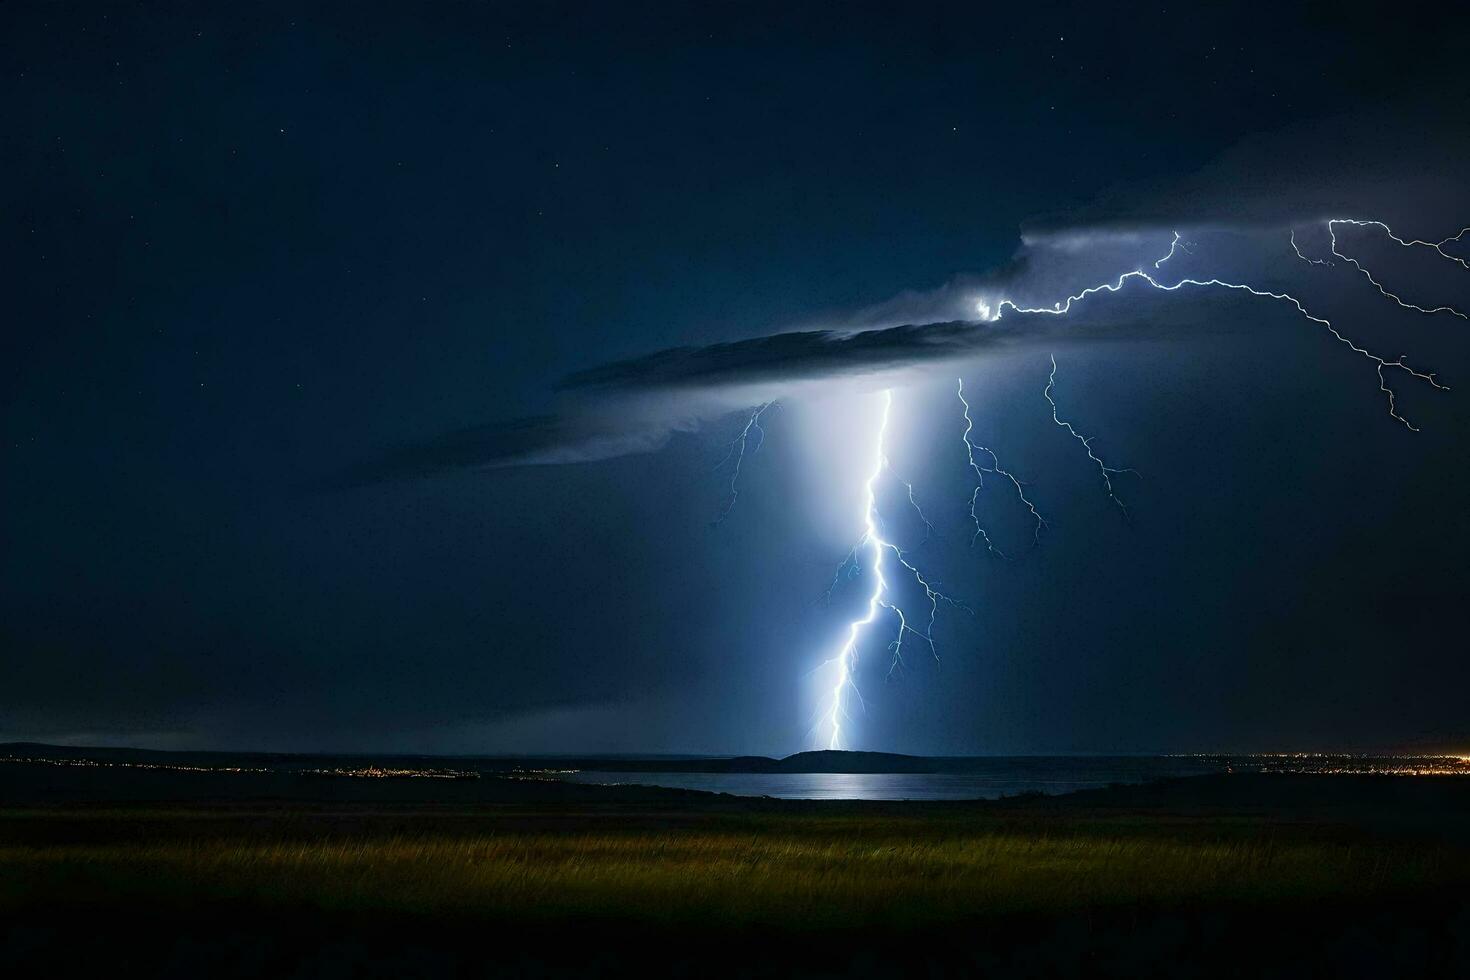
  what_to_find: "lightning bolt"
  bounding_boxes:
[875,452,961,677]
[807,220,1461,750]
[956,378,1048,554]
[1329,218,1470,272]
[1326,219,1468,319]
[1290,228,1333,267]
[820,389,965,749]
[993,233,1450,432]
[1154,233,1193,269]
[1042,354,1136,514]
[712,401,776,525]
[885,461,937,552]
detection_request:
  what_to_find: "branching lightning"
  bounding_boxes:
[992,231,1450,431]
[821,392,893,750]
[1154,233,1193,269]
[730,218,1463,752]
[1043,354,1136,514]
[712,401,777,524]
[1290,228,1333,267]
[1326,219,1468,319]
[819,389,967,749]
[815,222,1458,747]
[956,378,1048,554]
[1329,218,1470,272]
[886,462,937,552]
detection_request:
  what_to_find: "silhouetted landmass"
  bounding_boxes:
[2,741,1207,774]
[0,741,933,771]
[5,748,1470,826]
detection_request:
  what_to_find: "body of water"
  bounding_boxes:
[557,757,1230,800]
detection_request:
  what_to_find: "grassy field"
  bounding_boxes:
[5,777,1470,976]
[3,808,1463,928]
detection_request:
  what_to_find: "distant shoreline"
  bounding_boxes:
[4,741,1469,807]
[4,741,1467,775]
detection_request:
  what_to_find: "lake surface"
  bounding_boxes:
[558,757,1230,800]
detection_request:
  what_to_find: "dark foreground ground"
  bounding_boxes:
[4,762,1470,978]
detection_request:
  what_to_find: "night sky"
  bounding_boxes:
[5,2,1469,755]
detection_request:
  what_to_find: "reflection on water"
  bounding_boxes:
[558,759,1227,801]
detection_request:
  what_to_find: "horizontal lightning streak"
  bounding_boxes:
[1327,221,1468,319]
[1136,273,1449,431]
[1330,218,1470,272]
[994,234,1448,431]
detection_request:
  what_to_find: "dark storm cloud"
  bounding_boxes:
[319,414,683,488]
[326,321,992,485]
[325,80,1470,492]
[327,106,1470,491]
[9,0,1470,757]
[326,312,1186,486]
[561,320,989,391]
